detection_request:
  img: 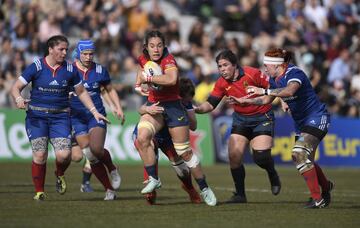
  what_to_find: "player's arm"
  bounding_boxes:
[11,79,28,109]
[139,67,178,86]
[74,84,110,123]
[246,81,300,98]
[194,95,222,114]
[229,95,275,106]
[102,84,125,124]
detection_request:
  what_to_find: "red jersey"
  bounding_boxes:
[138,52,180,103]
[211,66,271,115]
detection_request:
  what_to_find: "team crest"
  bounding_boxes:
[62,80,68,87]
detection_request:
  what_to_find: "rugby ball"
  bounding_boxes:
[143,61,162,90]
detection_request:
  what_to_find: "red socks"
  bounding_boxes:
[314,163,329,192]
[302,167,321,200]
[55,159,70,177]
[91,162,113,190]
[32,161,46,193]
[100,148,116,172]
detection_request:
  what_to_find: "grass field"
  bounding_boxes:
[0,162,359,228]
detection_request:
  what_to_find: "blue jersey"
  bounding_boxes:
[20,58,81,109]
[269,64,328,127]
[70,63,110,116]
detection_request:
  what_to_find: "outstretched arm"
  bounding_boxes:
[246,81,300,98]
[228,95,275,106]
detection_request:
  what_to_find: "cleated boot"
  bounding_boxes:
[200,187,217,206]
[110,168,121,190]
[141,176,161,194]
[33,192,46,201]
[104,189,116,201]
[55,175,67,195]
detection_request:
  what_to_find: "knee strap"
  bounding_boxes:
[138,121,156,136]
[292,141,313,174]
[184,153,200,168]
[173,141,191,156]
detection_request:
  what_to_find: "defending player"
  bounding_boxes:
[231,48,334,208]
[195,49,281,203]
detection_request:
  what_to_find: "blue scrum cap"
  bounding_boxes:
[76,40,95,58]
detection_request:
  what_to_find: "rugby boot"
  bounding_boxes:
[80,182,94,193]
[304,198,326,209]
[55,175,67,195]
[141,176,161,194]
[104,189,117,201]
[269,174,281,195]
[33,192,46,201]
[110,168,121,190]
[322,180,334,207]
[200,187,217,206]
[225,192,247,204]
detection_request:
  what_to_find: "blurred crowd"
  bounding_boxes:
[1,0,359,117]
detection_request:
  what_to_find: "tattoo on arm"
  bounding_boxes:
[251,98,264,105]
[270,88,285,96]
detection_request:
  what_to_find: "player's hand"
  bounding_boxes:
[15,96,30,110]
[140,71,153,84]
[135,84,149,96]
[145,102,164,115]
[112,106,125,125]
[92,111,110,124]
[280,100,290,113]
[246,86,264,95]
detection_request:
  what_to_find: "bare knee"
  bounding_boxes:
[33,151,47,164]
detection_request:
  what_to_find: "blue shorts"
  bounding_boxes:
[25,110,71,140]
[71,112,107,136]
[148,100,189,128]
[231,111,274,141]
[295,113,330,140]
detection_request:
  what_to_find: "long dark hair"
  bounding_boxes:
[143,30,166,59]
[44,35,68,56]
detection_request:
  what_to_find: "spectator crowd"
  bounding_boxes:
[1,0,359,117]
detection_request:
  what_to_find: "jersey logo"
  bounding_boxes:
[83,83,89,88]
[93,82,99,88]
[62,80,68,87]
[49,80,59,86]
[225,86,232,91]
[243,81,249,88]
[310,120,316,125]
[177,116,185,121]
[262,122,270,126]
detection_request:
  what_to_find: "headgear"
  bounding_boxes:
[75,40,95,59]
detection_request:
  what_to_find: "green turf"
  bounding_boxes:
[0,162,359,228]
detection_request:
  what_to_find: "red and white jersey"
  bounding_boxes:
[138,51,180,102]
[211,66,271,115]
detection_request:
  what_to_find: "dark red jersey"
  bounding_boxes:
[211,66,271,115]
[138,52,180,102]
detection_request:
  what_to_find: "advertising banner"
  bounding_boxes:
[0,109,215,165]
[213,114,360,167]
